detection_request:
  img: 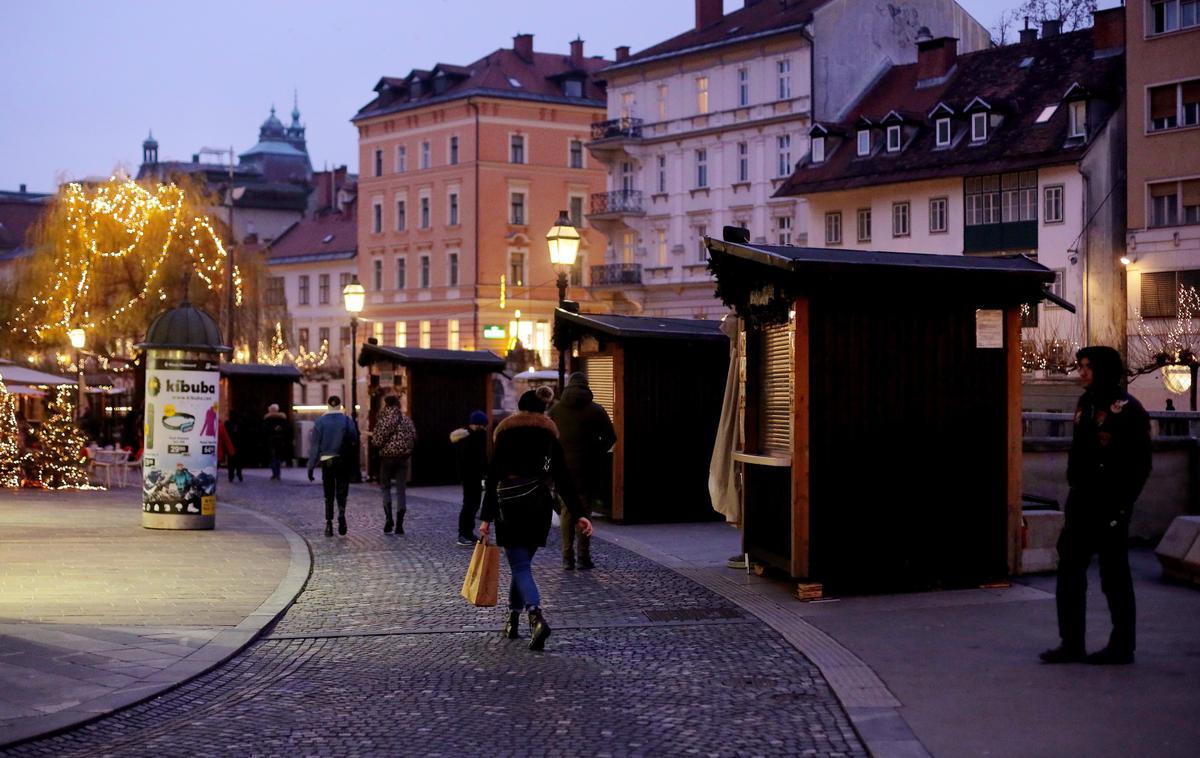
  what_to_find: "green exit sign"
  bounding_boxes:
[482,325,506,339]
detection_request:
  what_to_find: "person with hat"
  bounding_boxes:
[450,410,489,545]
[479,389,593,651]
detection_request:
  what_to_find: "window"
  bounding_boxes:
[1150,80,1200,131]
[1035,105,1058,124]
[396,257,407,289]
[621,91,636,119]
[419,320,431,349]
[620,161,635,192]
[340,272,353,289]
[372,201,382,233]
[777,59,792,100]
[971,112,988,142]
[563,79,583,97]
[656,228,668,265]
[373,322,384,346]
[420,196,431,228]
[886,125,901,152]
[509,252,525,286]
[776,216,792,246]
[1068,100,1087,138]
[318,273,330,304]
[374,149,383,177]
[395,321,407,348]
[737,68,749,107]
[448,252,459,286]
[396,145,407,173]
[696,76,709,114]
[448,319,460,350]
[966,172,1037,226]
[318,327,330,349]
[1149,181,1193,227]
[695,149,708,188]
[396,199,406,231]
[266,276,285,306]
[510,134,526,164]
[297,327,309,351]
[1151,0,1200,34]
[857,129,870,156]
[448,192,459,226]
[825,212,842,245]
[892,202,910,237]
[776,134,791,177]
[737,142,749,182]
[856,208,872,242]
[811,136,825,163]
[420,141,431,169]
[420,254,431,288]
[510,192,526,224]
[569,139,584,169]
[569,195,584,227]
[929,197,948,233]
[298,275,310,305]
[340,326,350,346]
[657,84,668,121]
[622,231,636,263]
[373,259,383,291]
[1044,185,1064,223]
[449,135,459,165]
[656,155,667,193]
[936,118,951,146]
[1140,270,1200,318]
[696,225,708,261]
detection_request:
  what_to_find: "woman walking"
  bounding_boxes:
[479,390,593,651]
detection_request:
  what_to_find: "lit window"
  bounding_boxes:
[509,252,525,286]
[696,76,709,114]
[886,125,901,152]
[448,319,460,350]
[395,322,407,348]
[936,118,951,146]
[419,320,431,349]
[857,129,870,156]
[971,112,988,142]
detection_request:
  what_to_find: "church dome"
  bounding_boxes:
[259,106,286,140]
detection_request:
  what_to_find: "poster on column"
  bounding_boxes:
[142,357,220,516]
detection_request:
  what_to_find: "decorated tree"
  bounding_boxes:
[30,386,90,489]
[0,373,26,488]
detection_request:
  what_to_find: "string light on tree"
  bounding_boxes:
[0,373,27,488]
[30,385,93,490]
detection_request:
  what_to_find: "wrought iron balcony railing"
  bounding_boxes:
[590,117,644,142]
[590,263,643,287]
[589,190,644,216]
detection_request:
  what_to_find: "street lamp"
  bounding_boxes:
[342,276,366,480]
[546,210,581,392]
[67,327,86,420]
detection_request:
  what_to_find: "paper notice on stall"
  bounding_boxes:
[975,309,1004,348]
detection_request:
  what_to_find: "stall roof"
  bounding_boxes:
[555,310,728,341]
[0,362,77,387]
[358,344,506,371]
[219,363,302,381]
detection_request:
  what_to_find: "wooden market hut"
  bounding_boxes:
[219,363,302,466]
[706,230,1067,593]
[358,343,505,486]
[554,310,729,523]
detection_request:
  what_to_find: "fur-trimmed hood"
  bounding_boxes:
[495,411,558,441]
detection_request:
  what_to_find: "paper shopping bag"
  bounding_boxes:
[460,538,500,607]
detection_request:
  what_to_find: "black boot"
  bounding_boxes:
[324,520,333,537]
[528,608,551,651]
[338,513,347,536]
[503,611,521,639]
[383,502,394,534]
[395,510,405,535]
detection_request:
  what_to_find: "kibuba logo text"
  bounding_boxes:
[165,379,216,393]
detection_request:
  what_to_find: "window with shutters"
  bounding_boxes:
[1150,179,1200,226]
[1150,80,1200,132]
[758,323,793,456]
[583,355,615,417]
[1140,270,1200,318]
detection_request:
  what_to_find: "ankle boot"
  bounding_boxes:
[395,510,405,535]
[383,503,394,534]
[338,514,347,536]
[527,608,551,651]
[503,611,521,639]
[325,520,333,537]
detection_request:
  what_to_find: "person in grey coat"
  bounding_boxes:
[306,396,359,537]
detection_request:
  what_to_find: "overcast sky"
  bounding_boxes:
[1,0,1119,192]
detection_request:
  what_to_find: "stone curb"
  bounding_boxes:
[0,502,313,750]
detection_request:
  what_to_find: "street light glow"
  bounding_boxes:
[342,276,366,314]
[546,210,581,268]
[67,327,86,350]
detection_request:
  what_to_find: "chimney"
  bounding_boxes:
[1019,16,1038,44]
[1042,18,1062,38]
[513,33,534,62]
[615,45,630,62]
[19,183,26,194]
[192,153,200,163]
[1092,7,1125,52]
[695,0,722,31]
[916,37,958,82]
[570,37,584,64]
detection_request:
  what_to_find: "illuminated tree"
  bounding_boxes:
[30,386,90,489]
[0,373,25,487]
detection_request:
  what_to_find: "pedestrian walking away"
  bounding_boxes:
[548,371,616,570]
[451,410,489,545]
[479,389,593,651]
[263,403,293,480]
[1041,346,1151,666]
[306,396,359,537]
[219,415,242,482]
[372,394,416,535]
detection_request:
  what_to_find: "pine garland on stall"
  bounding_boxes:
[31,386,90,489]
[0,374,25,487]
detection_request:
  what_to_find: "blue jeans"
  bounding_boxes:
[270,450,282,479]
[505,546,540,611]
[379,457,407,514]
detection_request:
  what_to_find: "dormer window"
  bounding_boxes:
[563,79,583,98]
[971,112,988,142]
[411,80,423,98]
[886,125,901,152]
[1068,100,1087,138]
[857,129,871,156]
[812,136,826,163]
[936,118,951,146]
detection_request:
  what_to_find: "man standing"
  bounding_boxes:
[548,372,616,570]
[1041,346,1151,665]
[451,410,489,545]
[307,396,358,537]
[263,403,292,480]
[372,394,416,535]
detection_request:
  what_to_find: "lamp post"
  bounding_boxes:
[342,276,366,481]
[68,327,86,420]
[546,210,581,393]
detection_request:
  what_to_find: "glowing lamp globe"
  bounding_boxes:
[1161,364,1192,395]
[67,327,86,350]
[342,276,366,314]
[546,211,581,268]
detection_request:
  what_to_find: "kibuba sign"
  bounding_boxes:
[164,379,216,394]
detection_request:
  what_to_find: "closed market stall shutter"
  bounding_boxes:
[1140,271,1179,318]
[760,322,793,455]
[585,355,615,417]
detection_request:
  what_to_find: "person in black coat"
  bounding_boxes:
[450,410,489,545]
[1041,346,1151,666]
[479,390,593,651]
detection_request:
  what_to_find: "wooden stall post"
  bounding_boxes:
[791,297,811,578]
[611,345,626,522]
[1006,305,1024,575]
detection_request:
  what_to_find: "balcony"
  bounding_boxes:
[589,190,644,219]
[590,263,643,287]
[590,117,643,142]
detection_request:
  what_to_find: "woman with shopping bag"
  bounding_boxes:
[478,389,593,651]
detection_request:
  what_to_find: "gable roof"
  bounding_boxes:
[555,309,728,342]
[777,30,1123,197]
[267,208,357,265]
[358,343,506,371]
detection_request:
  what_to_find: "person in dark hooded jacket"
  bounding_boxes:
[479,390,593,651]
[1040,346,1151,666]
[548,372,616,570]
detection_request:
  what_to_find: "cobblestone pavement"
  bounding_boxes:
[4,476,866,757]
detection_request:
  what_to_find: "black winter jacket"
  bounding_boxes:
[1067,388,1152,522]
[547,384,616,493]
[479,412,583,548]
[450,426,488,483]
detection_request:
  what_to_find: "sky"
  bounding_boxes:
[1,0,1119,193]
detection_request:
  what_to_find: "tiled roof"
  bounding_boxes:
[355,46,609,121]
[267,208,356,264]
[0,197,48,255]
[610,0,825,70]
[776,30,1124,196]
